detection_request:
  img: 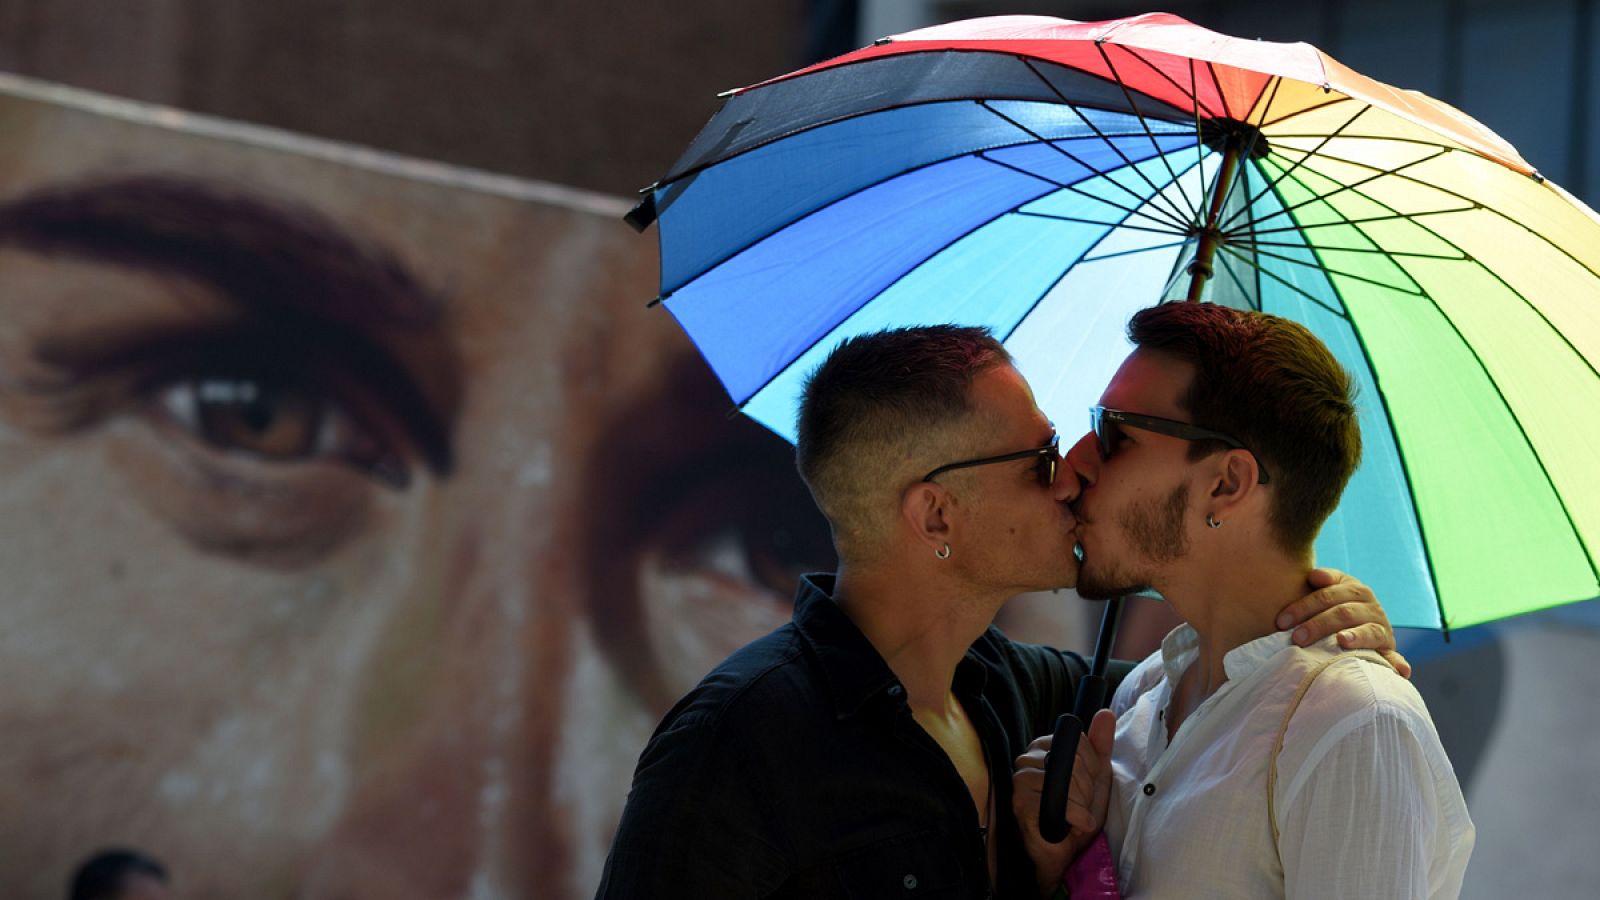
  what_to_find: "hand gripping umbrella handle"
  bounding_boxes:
[1039,672,1111,843]
[1039,597,1123,844]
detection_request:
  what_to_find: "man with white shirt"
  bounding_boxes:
[1027,303,1473,897]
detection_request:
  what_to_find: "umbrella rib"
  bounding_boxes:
[1213,243,1346,317]
[1259,94,1355,129]
[1158,52,1228,118]
[1268,132,1489,153]
[1273,141,1600,338]
[1271,142,1600,286]
[1081,237,1195,264]
[1212,76,1285,231]
[1233,206,1478,239]
[1216,103,1375,234]
[728,158,1193,409]
[1072,41,1228,120]
[1248,163,1264,303]
[1231,146,1450,239]
[658,50,1180,186]
[1018,55,1197,227]
[1260,165,1431,295]
[1203,60,1235,120]
[1014,209,1182,237]
[1244,243,1425,296]
[1229,238,1467,263]
[977,151,1186,233]
[1085,47,1202,224]
[658,112,1169,303]
[977,100,1193,232]
[1161,228,1198,299]
[1276,158,1600,386]
[1214,245,1264,311]
[1121,44,1229,119]
[1189,60,1207,187]
[995,198,1194,349]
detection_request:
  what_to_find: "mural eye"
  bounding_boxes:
[152,373,409,488]
[162,377,324,458]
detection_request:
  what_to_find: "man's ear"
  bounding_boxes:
[901,481,954,554]
[1207,449,1262,518]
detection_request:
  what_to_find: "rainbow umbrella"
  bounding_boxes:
[627,13,1600,634]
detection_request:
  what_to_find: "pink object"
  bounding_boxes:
[1063,832,1122,899]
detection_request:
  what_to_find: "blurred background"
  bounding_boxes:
[1,1,1595,897]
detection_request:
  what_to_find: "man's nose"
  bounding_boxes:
[1050,450,1082,503]
[1064,431,1101,487]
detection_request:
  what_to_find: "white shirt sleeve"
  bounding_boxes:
[1274,665,1473,900]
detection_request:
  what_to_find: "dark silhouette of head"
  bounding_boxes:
[67,849,169,900]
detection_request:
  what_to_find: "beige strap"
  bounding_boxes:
[1267,650,1393,852]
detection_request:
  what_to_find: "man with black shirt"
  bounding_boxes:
[596,325,1402,899]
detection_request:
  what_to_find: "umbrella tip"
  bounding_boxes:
[625,194,658,232]
[873,36,893,45]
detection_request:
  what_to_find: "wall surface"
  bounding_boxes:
[0,0,806,195]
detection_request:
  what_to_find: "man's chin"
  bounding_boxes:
[1075,573,1149,603]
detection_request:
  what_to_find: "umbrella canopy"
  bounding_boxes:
[629,13,1600,633]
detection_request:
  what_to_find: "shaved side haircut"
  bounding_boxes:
[796,325,1010,560]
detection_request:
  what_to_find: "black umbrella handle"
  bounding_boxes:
[1038,711,1083,843]
[1038,597,1123,844]
[1038,674,1109,843]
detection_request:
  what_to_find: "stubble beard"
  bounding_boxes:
[1076,481,1190,601]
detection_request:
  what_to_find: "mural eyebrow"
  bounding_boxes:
[0,174,459,475]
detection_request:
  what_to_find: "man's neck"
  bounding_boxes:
[832,562,1005,712]
[1157,545,1313,706]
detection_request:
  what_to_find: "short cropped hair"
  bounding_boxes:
[1127,303,1360,553]
[68,849,168,900]
[796,326,1011,560]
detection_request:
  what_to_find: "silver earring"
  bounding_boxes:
[1206,515,1222,529]
[936,543,952,560]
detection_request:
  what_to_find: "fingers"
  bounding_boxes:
[1065,710,1117,833]
[1088,708,1115,757]
[1304,567,1347,589]
[1063,754,1102,831]
[1380,648,1413,680]
[1281,585,1395,649]
[1275,580,1357,633]
[1012,734,1052,774]
[1011,734,1054,822]
[1012,760,1045,803]
[1285,599,1357,644]
[1087,709,1115,824]
[1331,620,1392,650]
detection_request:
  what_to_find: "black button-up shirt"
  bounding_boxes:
[596,575,1130,899]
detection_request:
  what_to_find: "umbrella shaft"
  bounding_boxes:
[1186,139,1244,303]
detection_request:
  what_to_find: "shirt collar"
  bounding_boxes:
[1158,624,1200,684]
[791,574,901,719]
[1222,630,1296,681]
[1159,623,1296,684]
[791,574,991,719]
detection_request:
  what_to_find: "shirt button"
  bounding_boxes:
[1143,783,1156,796]
[902,873,918,889]
[887,685,905,699]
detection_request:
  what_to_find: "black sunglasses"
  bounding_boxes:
[921,433,1061,488]
[1090,406,1270,484]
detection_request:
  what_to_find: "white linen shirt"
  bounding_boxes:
[1105,626,1474,899]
